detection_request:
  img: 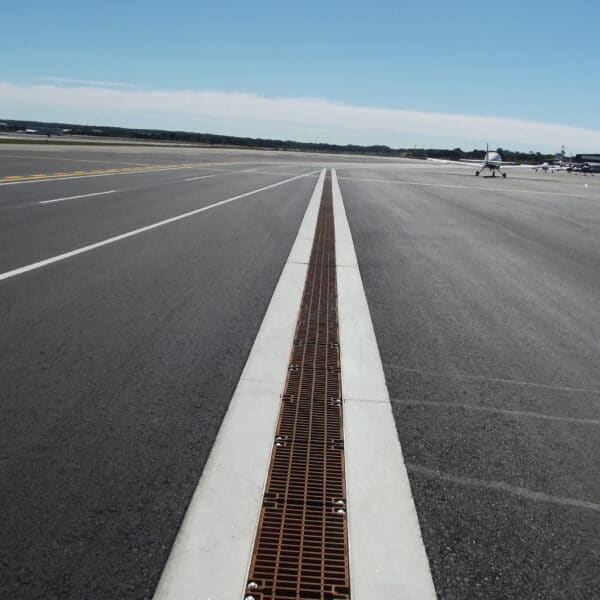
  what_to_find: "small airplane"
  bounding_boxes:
[427,144,529,177]
[533,146,572,173]
[533,161,572,173]
[465,145,508,177]
[533,161,559,173]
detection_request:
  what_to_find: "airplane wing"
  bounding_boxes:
[427,158,539,169]
[500,163,539,169]
[426,158,483,166]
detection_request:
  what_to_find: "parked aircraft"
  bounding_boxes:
[533,161,569,173]
[581,163,599,175]
[533,147,573,173]
[465,145,509,177]
[428,144,531,177]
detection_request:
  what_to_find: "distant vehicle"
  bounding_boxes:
[24,128,38,134]
[428,144,534,177]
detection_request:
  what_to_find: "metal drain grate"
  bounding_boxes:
[245,171,350,600]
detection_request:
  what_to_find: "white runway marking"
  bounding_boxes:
[185,168,309,181]
[407,464,600,512]
[339,175,600,199]
[184,174,220,181]
[153,169,326,600]
[387,365,600,395]
[332,169,437,599]
[40,190,117,204]
[184,167,270,181]
[0,170,319,282]
[394,399,600,425]
[251,170,308,177]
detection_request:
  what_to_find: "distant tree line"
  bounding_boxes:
[424,147,552,163]
[0,119,552,162]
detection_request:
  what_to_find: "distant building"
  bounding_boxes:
[576,154,600,163]
[573,154,600,173]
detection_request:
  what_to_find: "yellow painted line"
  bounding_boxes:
[0,161,258,185]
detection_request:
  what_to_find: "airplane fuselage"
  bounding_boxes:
[485,151,502,167]
[476,151,506,177]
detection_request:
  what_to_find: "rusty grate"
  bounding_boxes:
[245,172,350,600]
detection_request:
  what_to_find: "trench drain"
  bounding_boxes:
[244,171,350,600]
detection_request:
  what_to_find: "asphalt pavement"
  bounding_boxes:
[0,147,320,598]
[338,165,600,599]
[1,145,599,599]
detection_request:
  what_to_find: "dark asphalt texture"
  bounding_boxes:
[2,145,599,599]
[339,166,600,599]
[0,166,315,272]
[0,148,320,599]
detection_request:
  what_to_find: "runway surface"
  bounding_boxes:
[1,144,599,599]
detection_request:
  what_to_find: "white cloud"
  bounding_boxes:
[30,77,135,88]
[2,81,599,152]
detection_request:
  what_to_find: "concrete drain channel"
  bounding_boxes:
[245,171,351,600]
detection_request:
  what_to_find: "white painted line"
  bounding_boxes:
[184,167,261,182]
[332,169,437,599]
[387,364,600,395]
[407,464,600,512]
[185,167,301,182]
[184,174,220,182]
[39,190,118,204]
[338,175,599,199]
[393,399,600,425]
[250,171,307,177]
[153,169,326,600]
[0,170,319,283]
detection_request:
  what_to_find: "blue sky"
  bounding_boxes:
[1,0,599,151]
